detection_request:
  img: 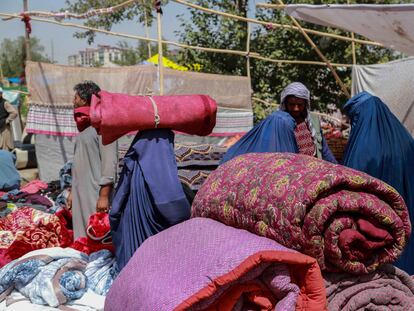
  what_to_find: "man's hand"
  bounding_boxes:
[96,184,113,213]
[96,195,110,213]
[66,190,72,210]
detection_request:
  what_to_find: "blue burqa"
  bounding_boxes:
[342,92,414,274]
[220,111,298,164]
[0,151,20,191]
[110,129,190,271]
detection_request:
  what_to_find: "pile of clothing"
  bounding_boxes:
[0,247,116,310]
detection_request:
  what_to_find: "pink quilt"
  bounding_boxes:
[90,91,217,145]
[192,153,411,274]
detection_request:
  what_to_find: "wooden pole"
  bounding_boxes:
[23,0,31,61]
[156,11,163,95]
[0,12,355,68]
[347,0,356,65]
[276,0,351,98]
[246,23,251,82]
[172,0,381,47]
[143,2,152,58]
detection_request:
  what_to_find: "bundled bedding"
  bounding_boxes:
[0,248,116,308]
[105,218,327,311]
[192,153,411,274]
[0,207,73,267]
[324,264,414,311]
[90,91,217,145]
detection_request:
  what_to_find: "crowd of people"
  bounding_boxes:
[0,79,413,309]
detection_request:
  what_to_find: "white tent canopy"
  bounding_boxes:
[284,4,414,56]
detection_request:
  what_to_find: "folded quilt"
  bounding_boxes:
[192,153,411,274]
[90,91,217,145]
[0,248,116,308]
[0,248,87,307]
[324,264,414,311]
[105,218,326,311]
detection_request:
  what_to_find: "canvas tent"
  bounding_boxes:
[284,4,414,57]
[25,61,253,181]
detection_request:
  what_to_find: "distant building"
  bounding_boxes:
[68,45,122,67]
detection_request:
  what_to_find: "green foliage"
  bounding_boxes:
[0,36,51,77]
[113,40,171,66]
[177,0,409,122]
[64,0,165,44]
[64,0,411,123]
[176,0,248,76]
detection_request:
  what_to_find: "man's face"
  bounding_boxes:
[285,96,307,119]
[73,92,87,108]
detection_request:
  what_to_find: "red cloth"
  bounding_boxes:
[0,207,73,267]
[20,180,48,194]
[90,91,217,145]
[74,106,92,132]
[294,121,316,156]
[71,212,114,255]
[20,13,31,34]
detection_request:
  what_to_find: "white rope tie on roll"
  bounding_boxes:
[148,96,161,128]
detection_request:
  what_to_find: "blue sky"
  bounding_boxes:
[0,1,261,65]
[0,0,192,64]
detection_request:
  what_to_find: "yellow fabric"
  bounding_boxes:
[146,54,188,71]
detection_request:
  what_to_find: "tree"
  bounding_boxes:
[64,0,164,44]
[0,36,51,77]
[177,0,409,122]
[176,0,248,76]
[113,40,171,66]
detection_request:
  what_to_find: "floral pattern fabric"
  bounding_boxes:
[192,152,411,274]
[0,207,73,267]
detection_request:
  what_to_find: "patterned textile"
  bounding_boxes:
[324,264,414,311]
[0,248,115,308]
[211,109,253,136]
[175,143,227,190]
[0,207,73,267]
[26,105,77,136]
[177,170,212,191]
[192,153,410,274]
[119,142,227,191]
[84,250,117,296]
[0,289,105,311]
[175,143,227,167]
[294,121,316,156]
[0,248,88,307]
[59,162,72,190]
[105,218,327,311]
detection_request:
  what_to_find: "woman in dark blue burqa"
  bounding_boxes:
[110,129,190,271]
[221,82,337,164]
[342,92,414,274]
[220,111,298,164]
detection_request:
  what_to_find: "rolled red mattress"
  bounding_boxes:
[192,152,411,274]
[90,91,217,145]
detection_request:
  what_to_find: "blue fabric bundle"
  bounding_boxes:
[343,92,414,274]
[220,111,298,164]
[0,150,20,191]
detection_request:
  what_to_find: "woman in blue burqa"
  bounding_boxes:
[342,91,414,274]
[221,82,337,164]
[110,129,190,271]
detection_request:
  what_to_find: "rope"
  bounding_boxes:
[148,96,161,128]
